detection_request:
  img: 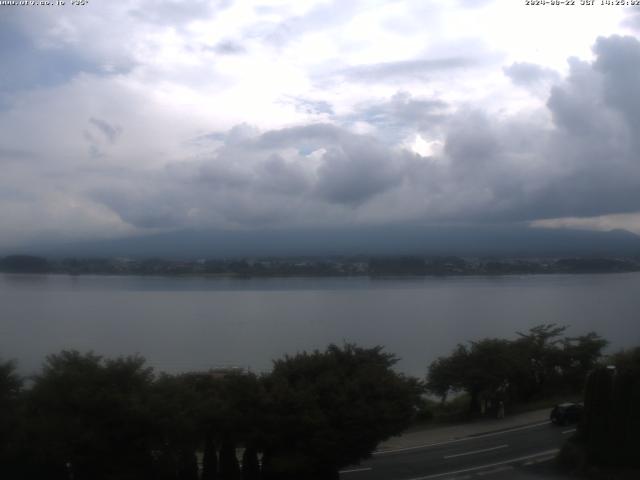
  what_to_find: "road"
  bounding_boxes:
[340,421,575,480]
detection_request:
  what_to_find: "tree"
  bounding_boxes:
[261,344,423,479]
[0,255,49,273]
[0,359,23,477]
[426,325,605,414]
[426,345,467,403]
[150,373,207,479]
[241,446,260,480]
[560,332,608,391]
[574,347,640,468]
[513,324,568,398]
[426,339,516,414]
[218,439,241,480]
[24,351,155,480]
[216,372,264,479]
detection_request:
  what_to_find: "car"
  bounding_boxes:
[550,402,583,426]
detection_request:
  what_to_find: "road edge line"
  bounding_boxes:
[403,448,560,480]
[374,421,551,456]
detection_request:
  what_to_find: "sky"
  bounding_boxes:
[1,0,640,250]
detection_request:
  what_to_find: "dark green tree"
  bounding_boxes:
[576,348,640,468]
[219,439,241,480]
[560,332,608,391]
[0,359,23,477]
[262,344,423,479]
[426,345,467,403]
[202,434,219,480]
[177,449,199,480]
[427,339,516,414]
[581,367,615,465]
[426,325,605,414]
[241,446,261,480]
[24,351,155,480]
[513,324,568,398]
[150,373,205,479]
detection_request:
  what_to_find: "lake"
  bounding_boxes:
[1,272,639,377]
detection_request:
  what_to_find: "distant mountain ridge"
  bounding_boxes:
[14,225,640,259]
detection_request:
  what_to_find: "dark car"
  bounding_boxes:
[550,402,583,426]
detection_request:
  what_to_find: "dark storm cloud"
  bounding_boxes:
[90,35,640,231]
[256,154,310,195]
[97,122,416,229]
[444,110,499,166]
[340,57,474,83]
[213,124,403,205]
[484,35,640,221]
[10,27,638,238]
[593,35,640,132]
[90,186,191,230]
[503,62,560,87]
[314,139,405,205]
[547,59,603,136]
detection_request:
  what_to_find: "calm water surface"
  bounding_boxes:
[1,273,639,377]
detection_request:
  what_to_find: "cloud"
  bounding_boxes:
[503,62,560,88]
[348,91,448,141]
[211,40,247,55]
[128,0,232,27]
[0,147,36,163]
[621,9,640,32]
[245,0,361,47]
[285,96,334,116]
[532,212,640,235]
[0,18,104,97]
[6,33,640,241]
[339,57,475,83]
[89,118,123,144]
[0,0,639,248]
[457,0,494,7]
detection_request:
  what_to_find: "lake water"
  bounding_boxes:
[1,273,640,377]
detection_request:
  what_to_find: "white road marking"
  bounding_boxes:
[443,444,508,459]
[562,429,576,435]
[401,448,560,480]
[339,467,373,474]
[523,454,556,466]
[374,421,551,456]
[476,466,514,476]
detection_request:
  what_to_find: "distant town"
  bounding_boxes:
[1,254,640,277]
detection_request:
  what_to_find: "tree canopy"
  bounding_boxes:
[426,324,608,414]
[0,344,423,480]
[262,344,424,479]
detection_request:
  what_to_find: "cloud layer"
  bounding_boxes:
[0,1,639,248]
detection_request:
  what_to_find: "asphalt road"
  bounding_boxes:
[339,421,575,480]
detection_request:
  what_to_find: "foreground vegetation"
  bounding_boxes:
[0,326,625,479]
[426,324,607,417]
[558,347,640,477]
[0,344,422,480]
